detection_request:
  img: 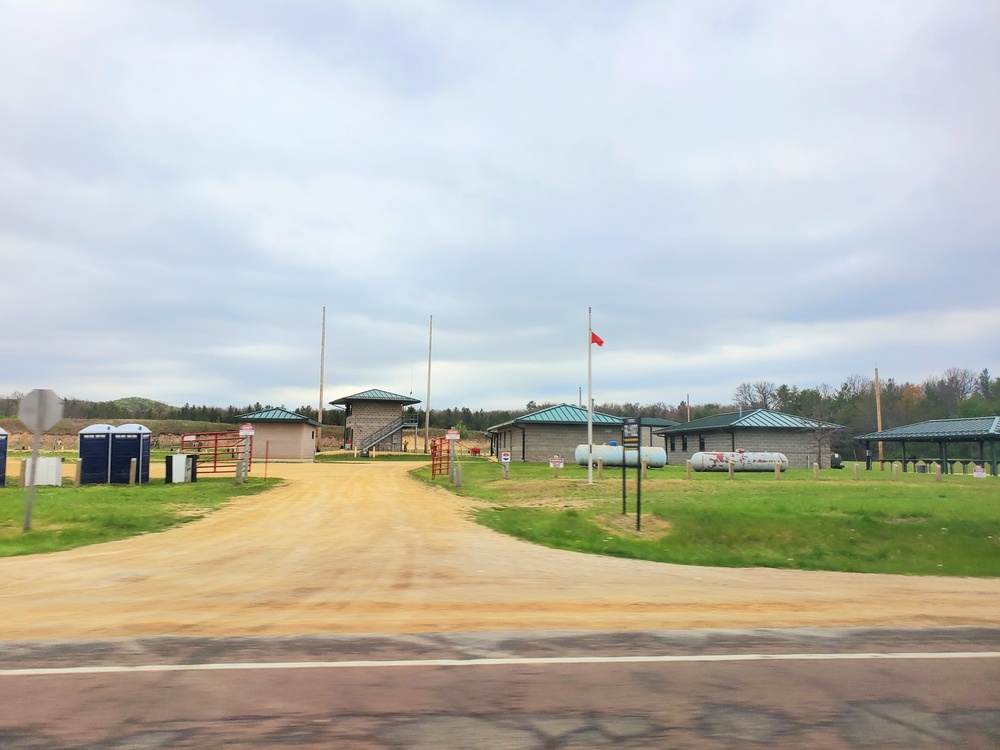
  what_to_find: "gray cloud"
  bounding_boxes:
[1,0,997,411]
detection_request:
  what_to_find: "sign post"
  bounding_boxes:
[238,423,255,482]
[622,417,642,530]
[446,428,460,483]
[501,450,511,479]
[17,389,64,531]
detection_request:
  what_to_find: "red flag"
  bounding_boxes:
[590,331,604,347]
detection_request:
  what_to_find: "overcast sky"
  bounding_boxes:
[2,1,998,413]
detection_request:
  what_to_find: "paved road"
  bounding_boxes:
[2,629,998,748]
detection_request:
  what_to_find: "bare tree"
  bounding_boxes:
[732,382,755,409]
[751,381,777,410]
[732,381,777,410]
[839,373,872,399]
[805,384,837,466]
[943,367,976,401]
[927,367,976,415]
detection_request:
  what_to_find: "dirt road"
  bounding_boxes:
[1,462,999,640]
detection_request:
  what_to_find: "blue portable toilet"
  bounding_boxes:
[0,427,8,487]
[111,423,151,484]
[78,424,114,485]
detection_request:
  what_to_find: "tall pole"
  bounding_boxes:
[424,314,433,454]
[587,307,594,485]
[874,365,884,469]
[317,306,326,454]
[24,426,41,531]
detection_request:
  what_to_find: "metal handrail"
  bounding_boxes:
[360,418,405,450]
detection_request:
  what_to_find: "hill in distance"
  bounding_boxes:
[112,396,172,412]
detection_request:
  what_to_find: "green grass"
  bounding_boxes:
[412,460,1000,576]
[0,477,279,557]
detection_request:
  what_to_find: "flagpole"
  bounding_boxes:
[587,307,594,484]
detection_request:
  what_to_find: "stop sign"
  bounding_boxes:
[18,389,64,432]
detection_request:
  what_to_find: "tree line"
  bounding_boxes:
[1,366,997,453]
[728,367,1000,456]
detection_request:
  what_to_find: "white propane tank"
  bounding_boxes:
[574,444,667,468]
[690,450,788,472]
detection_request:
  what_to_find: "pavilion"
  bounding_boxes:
[854,416,1000,475]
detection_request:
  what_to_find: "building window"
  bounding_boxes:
[670,436,676,451]
[698,436,705,451]
[682,436,688,452]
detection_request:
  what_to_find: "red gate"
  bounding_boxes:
[431,436,450,478]
[180,431,252,475]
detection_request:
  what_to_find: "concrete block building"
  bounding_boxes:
[487,404,624,463]
[329,389,420,452]
[654,409,842,469]
[236,407,321,461]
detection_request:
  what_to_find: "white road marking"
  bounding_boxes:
[2,651,999,677]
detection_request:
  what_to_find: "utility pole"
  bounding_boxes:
[316,306,326,454]
[424,314,433,454]
[874,365,884,469]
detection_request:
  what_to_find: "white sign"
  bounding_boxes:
[973,466,987,478]
[18,389,64,432]
[501,451,511,463]
[23,457,63,486]
[240,423,255,436]
[168,453,188,484]
[549,456,564,469]
[446,429,460,440]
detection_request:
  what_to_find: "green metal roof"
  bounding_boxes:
[487,404,623,432]
[653,408,842,435]
[329,389,420,406]
[236,407,320,426]
[641,417,681,428]
[855,417,1000,442]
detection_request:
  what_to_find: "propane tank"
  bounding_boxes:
[575,444,667,468]
[690,449,788,472]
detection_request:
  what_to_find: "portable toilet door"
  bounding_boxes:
[0,427,8,487]
[78,424,114,485]
[111,424,152,484]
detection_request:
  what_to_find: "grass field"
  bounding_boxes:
[413,460,1000,577]
[0,478,279,557]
